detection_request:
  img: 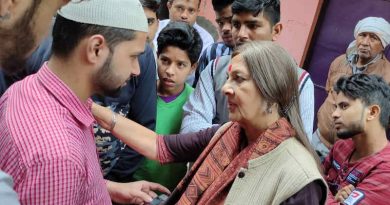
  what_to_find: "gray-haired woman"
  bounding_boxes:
[93,41,327,205]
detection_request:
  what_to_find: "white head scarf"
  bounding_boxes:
[347,17,390,55]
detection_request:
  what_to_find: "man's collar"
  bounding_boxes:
[37,62,95,127]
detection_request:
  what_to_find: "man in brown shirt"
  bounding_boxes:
[313,17,390,158]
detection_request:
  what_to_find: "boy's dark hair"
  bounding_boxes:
[334,74,390,129]
[52,15,136,58]
[231,0,280,26]
[212,0,234,12]
[140,0,161,13]
[157,21,202,65]
[168,0,201,8]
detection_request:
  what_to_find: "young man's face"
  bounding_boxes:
[232,11,281,47]
[332,92,367,139]
[0,0,67,73]
[356,32,384,65]
[157,46,195,96]
[215,5,234,47]
[143,7,159,44]
[93,32,147,97]
[167,0,199,26]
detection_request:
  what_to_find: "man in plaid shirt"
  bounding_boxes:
[324,74,390,205]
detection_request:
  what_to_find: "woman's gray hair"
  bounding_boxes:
[233,41,321,168]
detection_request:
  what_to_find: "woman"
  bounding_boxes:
[93,41,327,204]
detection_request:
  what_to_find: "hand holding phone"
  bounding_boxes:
[150,194,169,205]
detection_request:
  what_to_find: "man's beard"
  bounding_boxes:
[336,122,364,139]
[93,53,123,98]
[0,0,41,74]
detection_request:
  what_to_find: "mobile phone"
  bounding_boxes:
[150,194,169,205]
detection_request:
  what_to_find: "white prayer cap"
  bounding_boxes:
[354,17,390,48]
[58,0,148,32]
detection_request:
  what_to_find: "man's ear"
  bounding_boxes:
[367,104,380,121]
[167,0,172,10]
[271,22,283,41]
[190,62,198,72]
[85,34,109,64]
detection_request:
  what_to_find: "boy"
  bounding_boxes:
[133,21,203,190]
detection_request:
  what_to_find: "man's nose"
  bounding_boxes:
[181,11,189,20]
[132,59,141,76]
[238,26,248,38]
[331,108,340,120]
[222,23,232,33]
[361,36,370,45]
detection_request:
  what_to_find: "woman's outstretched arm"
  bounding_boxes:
[92,103,159,160]
[92,103,220,163]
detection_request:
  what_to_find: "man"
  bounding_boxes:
[0,24,159,187]
[140,0,160,52]
[0,0,72,73]
[0,0,168,204]
[0,0,80,203]
[140,0,160,79]
[94,44,157,184]
[153,0,214,55]
[180,0,315,142]
[324,74,390,204]
[0,0,158,186]
[192,0,234,87]
[0,36,53,96]
[314,17,390,158]
[95,0,158,186]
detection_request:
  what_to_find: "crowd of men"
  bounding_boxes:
[0,0,389,204]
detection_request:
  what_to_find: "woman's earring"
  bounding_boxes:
[266,102,273,114]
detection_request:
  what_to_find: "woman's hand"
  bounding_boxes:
[92,102,159,160]
[91,103,113,130]
[107,180,171,205]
